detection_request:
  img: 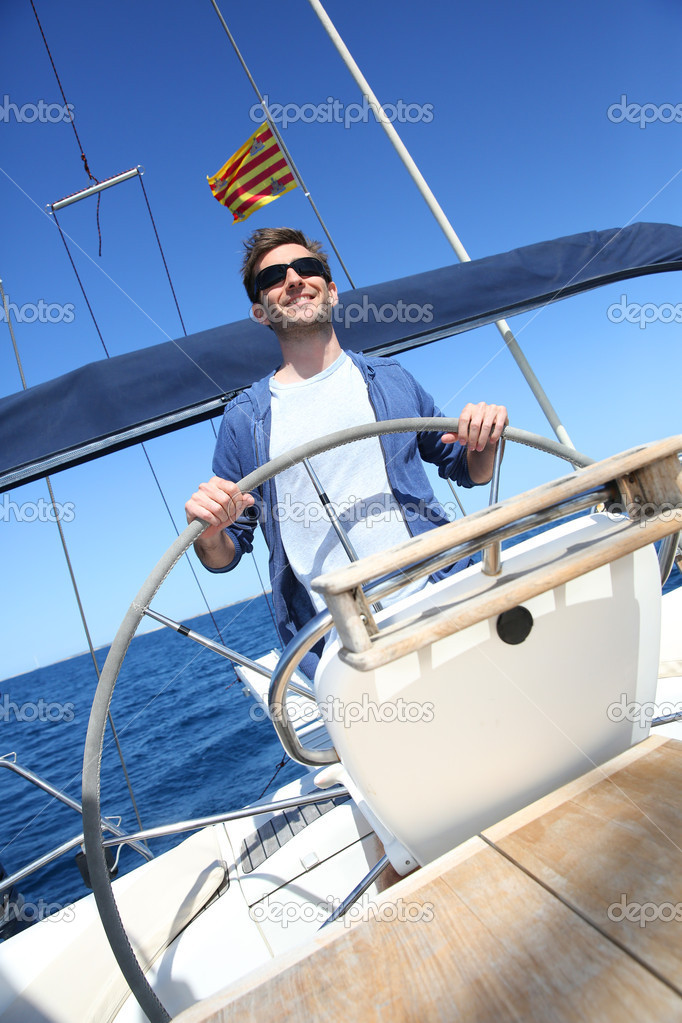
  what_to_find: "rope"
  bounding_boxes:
[255,753,290,800]
[29,1,91,174]
[30,0,103,255]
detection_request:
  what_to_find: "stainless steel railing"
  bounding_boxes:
[0,754,153,894]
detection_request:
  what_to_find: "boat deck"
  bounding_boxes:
[176,733,682,1022]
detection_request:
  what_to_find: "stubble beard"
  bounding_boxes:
[270,296,335,339]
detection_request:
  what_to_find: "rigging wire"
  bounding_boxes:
[32,0,352,648]
[248,546,279,640]
[29,0,103,256]
[0,277,148,850]
[207,0,370,637]
[136,177,279,640]
[51,209,230,647]
[47,149,279,660]
[137,175,188,337]
[208,0,355,290]
[52,211,110,355]
[255,752,290,801]
[306,0,574,449]
[205,416,278,639]
[32,0,301,671]
[54,169,278,646]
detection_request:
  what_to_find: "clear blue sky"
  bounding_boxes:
[1,0,681,679]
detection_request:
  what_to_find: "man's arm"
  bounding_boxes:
[441,402,508,484]
[185,477,254,570]
[380,358,506,487]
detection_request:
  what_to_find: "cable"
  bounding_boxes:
[30,0,103,254]
[1,277,147,846]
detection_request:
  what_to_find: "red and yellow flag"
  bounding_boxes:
[207,125,297,223]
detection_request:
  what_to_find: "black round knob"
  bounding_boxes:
[496,606,534,645]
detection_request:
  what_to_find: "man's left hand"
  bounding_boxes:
[442,402,508,484]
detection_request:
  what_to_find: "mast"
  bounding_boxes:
[306,0,574,449]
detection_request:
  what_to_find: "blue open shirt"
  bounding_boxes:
[209,351,478,678]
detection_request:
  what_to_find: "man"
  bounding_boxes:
[186,227,507,675]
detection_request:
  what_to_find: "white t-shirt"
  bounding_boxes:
[269,352,427,612]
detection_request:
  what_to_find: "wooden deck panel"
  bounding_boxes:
[175,737,682,1022]
[483,737,682,992]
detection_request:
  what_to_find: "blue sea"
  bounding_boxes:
[2,555,681,934]
[0,592,309,921]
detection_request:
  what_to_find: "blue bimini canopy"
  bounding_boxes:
[1,222,681,493]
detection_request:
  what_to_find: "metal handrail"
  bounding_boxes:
[100,785,349,848]
[361,487,614,606]
[482,437,505,576]
[76,423,592,1023]
[320,854,390,928]
[1,834,86,895]
[268,611,338,766]
[266,486,615,767]
[142,606,315,699]
[0,755,153,894]
[658,531,682,585]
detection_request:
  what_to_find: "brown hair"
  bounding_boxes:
[241,227,332,302]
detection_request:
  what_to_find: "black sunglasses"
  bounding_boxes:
[253,256,330,295]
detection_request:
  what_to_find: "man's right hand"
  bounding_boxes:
[185,477,254,569]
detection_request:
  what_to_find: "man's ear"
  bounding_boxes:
[251,301,270,326]
[328,282,339,307]
[250,301,275,332]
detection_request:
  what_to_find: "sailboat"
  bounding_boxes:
[1,2,682,1021]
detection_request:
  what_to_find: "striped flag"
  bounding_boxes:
[207,125,297,222]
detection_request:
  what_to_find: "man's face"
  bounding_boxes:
[251,243,338,331]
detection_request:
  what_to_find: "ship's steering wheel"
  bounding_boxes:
[82,419,593,1023]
